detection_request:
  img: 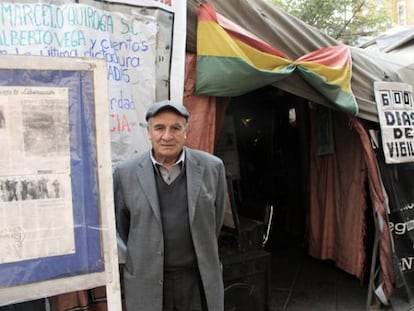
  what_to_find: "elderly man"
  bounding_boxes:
[113,100,227,311]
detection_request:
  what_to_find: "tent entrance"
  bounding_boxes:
[215,85,374,310]
[222,86,309,242]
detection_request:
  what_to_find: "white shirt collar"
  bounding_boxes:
[150,148,186,168]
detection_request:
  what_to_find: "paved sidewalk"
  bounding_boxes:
[268,243,388,311]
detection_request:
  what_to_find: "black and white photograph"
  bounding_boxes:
[0,175,65,202]
[22,100,69,157]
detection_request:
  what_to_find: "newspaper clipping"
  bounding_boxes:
[0,86,74,264]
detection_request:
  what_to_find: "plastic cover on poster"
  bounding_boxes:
[0,55,121,308]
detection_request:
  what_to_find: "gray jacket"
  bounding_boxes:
[113,147,227,311]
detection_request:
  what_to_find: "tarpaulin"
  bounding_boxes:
[196,3,358,116]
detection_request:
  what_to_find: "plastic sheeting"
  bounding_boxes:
[0,70,103,288]
[0,55,120,309]
[186,0,414,122]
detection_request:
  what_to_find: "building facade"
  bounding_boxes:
[389,0,414,24]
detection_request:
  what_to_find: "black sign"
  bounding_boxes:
[377,151,414,304]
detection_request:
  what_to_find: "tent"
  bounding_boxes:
[186,0,414,123]
[183,0,414,308]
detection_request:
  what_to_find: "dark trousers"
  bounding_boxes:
[163,267,208,311]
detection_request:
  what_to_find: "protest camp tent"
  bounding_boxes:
[183,0,414,307]
[16,1,414,310]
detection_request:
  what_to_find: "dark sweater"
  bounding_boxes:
[155,169,197,270]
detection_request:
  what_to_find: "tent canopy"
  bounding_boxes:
[360,25,414,55]
[186,0,414,122]
[359,25,414,95]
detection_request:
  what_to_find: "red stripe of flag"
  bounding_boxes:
[297,45,350,67]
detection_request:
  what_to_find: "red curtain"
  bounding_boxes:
[352,119,394,299]
[308,108,368,280]
[308,109,394,299]
[184,52,228,152]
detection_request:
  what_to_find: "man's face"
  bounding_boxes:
[147,110,187,163]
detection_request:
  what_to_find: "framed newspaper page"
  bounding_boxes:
[0,55,121,309]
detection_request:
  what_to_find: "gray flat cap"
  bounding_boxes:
[145,100,190,121]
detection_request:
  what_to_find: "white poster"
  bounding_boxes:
[0,86,74,264]
[374,81,414,164]
[0,0,186,163]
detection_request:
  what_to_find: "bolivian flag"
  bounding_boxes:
[196,3,358,116]
[296,46,357,115]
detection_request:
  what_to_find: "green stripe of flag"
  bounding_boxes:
[196,56,296,97]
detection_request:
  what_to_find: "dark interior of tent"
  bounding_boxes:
[215,85,378,309]
[217,85,309,243]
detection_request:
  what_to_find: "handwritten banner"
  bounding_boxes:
[0,1,186,163]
